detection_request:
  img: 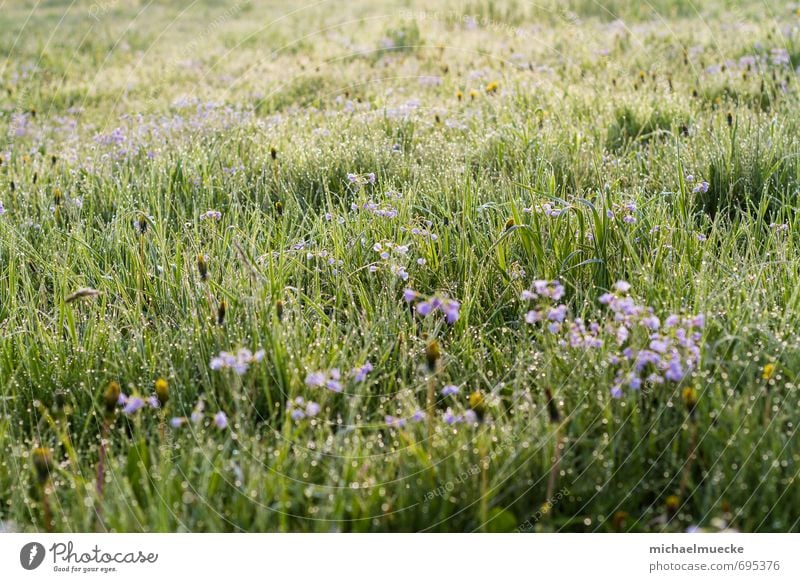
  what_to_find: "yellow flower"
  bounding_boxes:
[424,340,441,373]
[486,81,499,93]
[155,378,169,407]
[665,495,680,513]
[469,89,479,100]
[469,390,486,421]
[762,363,776,380]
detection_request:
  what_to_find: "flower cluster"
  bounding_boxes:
[443,408,479,425]
[170,400,228,429]
[606,202,637,224]
[210,347,266,374]
[286,397,322,421]
[352,200,398,219]
[385,410,426,428]
[305,362,373,393]
[403,289,460,324]
[347,172,376,186]
[686,174,709,194]
[371,242,411,280]
[521,280,567,333]
[199,210,222,221]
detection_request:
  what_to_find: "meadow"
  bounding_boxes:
[0,0,799,532]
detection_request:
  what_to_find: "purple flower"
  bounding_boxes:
[305,372,326,387]
[610,385,623,399]
[441,384,460,396]
[416,301,433,316]
[326,379,343,392]
[464,410,479,425]
[351,362,373,382]
[521,290,536,301]
[147,395,160,409]
[410,410,426,422]
[123,397,145,415]
[441,300,460,324]
[214,411,228,429]
[0,201,5,215]
[547,305,568,323]
[692,181,709,194]
[403,288,419,302]
[614,281,631,293]
[290,409,305,420]
[443,408,461,425]
[665,360,684,382]
[170,417,185,428]
[385,415,406,428]
[305,402,321,417]
[525,310,542,324]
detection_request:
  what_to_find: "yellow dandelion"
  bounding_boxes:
[762,363,776,380]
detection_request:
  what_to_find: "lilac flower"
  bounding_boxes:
[290,409,305,420]
[0,201,5,215]
[122,397,145,415]
[147,395,160,409]
[692,181,709,194]
[410,410,426,422]
[441,384,460,396]
[191,401,205,424]
[614,281,631,293]
[118,392,128,405]
[464,410,479,425]
[665,360,685,382]
[170,417,185,428]
[403,288,419,302]
[214,411,228,429]
[305,401,321,417]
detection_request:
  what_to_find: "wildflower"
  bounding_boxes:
[762,363,776,380]
[692,181,709,194]
[199,210,222,221]
[169,417,185,428]
[191,401,205,424]
[385,415,406,428]
[305,401,321,417]
[274,201,283,216]
[410,410,426,422]
[351,362,373,382]
[305,372,326,387]
[155,378,169,407]
[486,81,499,93]
[0,201,4,215]
[102,381,121,416]
[210,348,265,374]
[32,448,52,485]
[214,411,228,429]
[441,384,460,396]
[443,408,461,424]
[122,396,145,415]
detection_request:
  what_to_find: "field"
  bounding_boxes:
[0,0,799,533]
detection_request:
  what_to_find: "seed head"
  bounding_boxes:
[102,381,121,415]
[197,254,209,281]
[425,340,441,373]
[217,299,227,325]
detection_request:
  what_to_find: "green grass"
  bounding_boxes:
[0,0,799,532]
